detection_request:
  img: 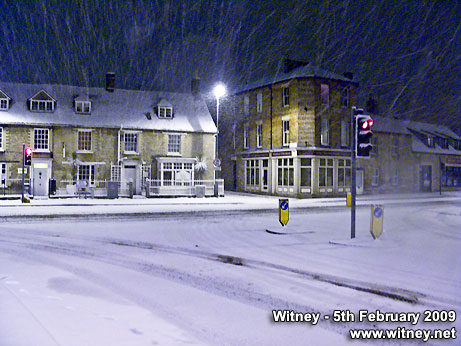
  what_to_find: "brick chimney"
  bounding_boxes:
[343,72,354,80]
[191,71,200,97]
[106,72,115,92]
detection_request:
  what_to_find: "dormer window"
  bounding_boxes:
[427,136,434,147]
[158,106,173,118]
[75,101,91,114]
[29,90,55,112]
[0,98,8,110]
[0,90,11,111]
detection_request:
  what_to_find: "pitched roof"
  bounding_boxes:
[372,114,461,155]
[235,63,358,94]
[0,82,217,134]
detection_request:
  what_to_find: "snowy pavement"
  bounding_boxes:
[0,197,460,345]
[0,191,460,218]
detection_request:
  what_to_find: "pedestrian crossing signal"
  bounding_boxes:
[24,147,32,166]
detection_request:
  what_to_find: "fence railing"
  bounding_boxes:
[0,178,32,196]
[146,179,224,197]
[0,178,225,198]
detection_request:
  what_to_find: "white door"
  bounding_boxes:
[33,166,48,196]
[356,170,364,195]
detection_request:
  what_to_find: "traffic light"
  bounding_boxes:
[356,114,373,157]
[24,147,32,166]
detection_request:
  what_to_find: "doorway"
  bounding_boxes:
[32,161,51,196]
[124,165,137,194]
[420,165,432,192]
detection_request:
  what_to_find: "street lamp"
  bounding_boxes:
[213,83,226,169]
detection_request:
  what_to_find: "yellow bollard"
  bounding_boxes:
[346,192,351,207]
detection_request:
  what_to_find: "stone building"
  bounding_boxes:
[0,74,218,197]
[220,60,358,197]
[362,115,461,193]
[219,60,461,197]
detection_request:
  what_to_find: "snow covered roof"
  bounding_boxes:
[235,63,357,94]
[372,115,461,155]
[0,82,217,134]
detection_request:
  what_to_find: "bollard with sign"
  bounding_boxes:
[370,205,384,239]
[279,199,289,227]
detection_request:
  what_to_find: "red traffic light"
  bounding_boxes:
[25,147,33,155]
[361,119,373,130]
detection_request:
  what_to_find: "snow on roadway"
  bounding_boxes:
[0,199,460,345]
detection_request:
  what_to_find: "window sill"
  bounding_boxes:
[76,150,93,154]
[124,151,139,155]
[33,149,50,153]
[167,152,182,156]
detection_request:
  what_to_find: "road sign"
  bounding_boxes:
[213,158,221,168]
[370,205,384,239]
[279,199,289,226]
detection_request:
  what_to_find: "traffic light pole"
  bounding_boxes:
[21,143,25,203]
[350,107,356,239]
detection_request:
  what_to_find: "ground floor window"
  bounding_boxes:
[277,158,294,186]
[319,158,333,187]
[443,166,461,187]
[337,159,351,188]
[300,158,312,187]
[0,163,6,187]
[77,164,95,185]
[372,168,379,186]
[161,161,194,185]
[391,167,399,186]
[245,160,260,186]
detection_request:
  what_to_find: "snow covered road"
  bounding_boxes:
[0,202,460,345]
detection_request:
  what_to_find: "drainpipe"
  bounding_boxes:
[118,125,123,164]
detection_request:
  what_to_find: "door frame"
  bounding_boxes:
[31,158,52,196]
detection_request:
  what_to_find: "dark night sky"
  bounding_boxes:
[0,0,459,132]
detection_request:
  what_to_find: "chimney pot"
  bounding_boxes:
[106,72,115,92]
[343,72,354,80]
[191,76,200,97]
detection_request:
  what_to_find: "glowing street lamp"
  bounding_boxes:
[213,83,226,174]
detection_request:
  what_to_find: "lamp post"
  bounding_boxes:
[213,83,226,176]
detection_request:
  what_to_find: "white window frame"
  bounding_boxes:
[257,93,262,112]
[33,128,50,151]
[0,163,7,187]
[75,101,91,114]
[243,125,249,149]
[77,164,95,186]
[245,159,260,187]
[30,100,54,112]
[341,120,349,147]
[371,136,378,156]
[168,134,181,154]
[256,123,262,148]
[0,127,3,150]
[321,118,330,146]
[160,161,194,186]
[158,106,173,118]
[319,158,334,188]
[391,167,399,186]
[124,131,138,154]
[77,129,93,152]
[244,95,249,115]
[282,120,289,146]
[337,159,351,188]
[277,158,294,187]
[341,87,350,107]
[300,158,312,187]
[282,87,289,107]
[372,168,379,186]
[0,98,8,110]
[391,136,400,158]
[321,84,329,105]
